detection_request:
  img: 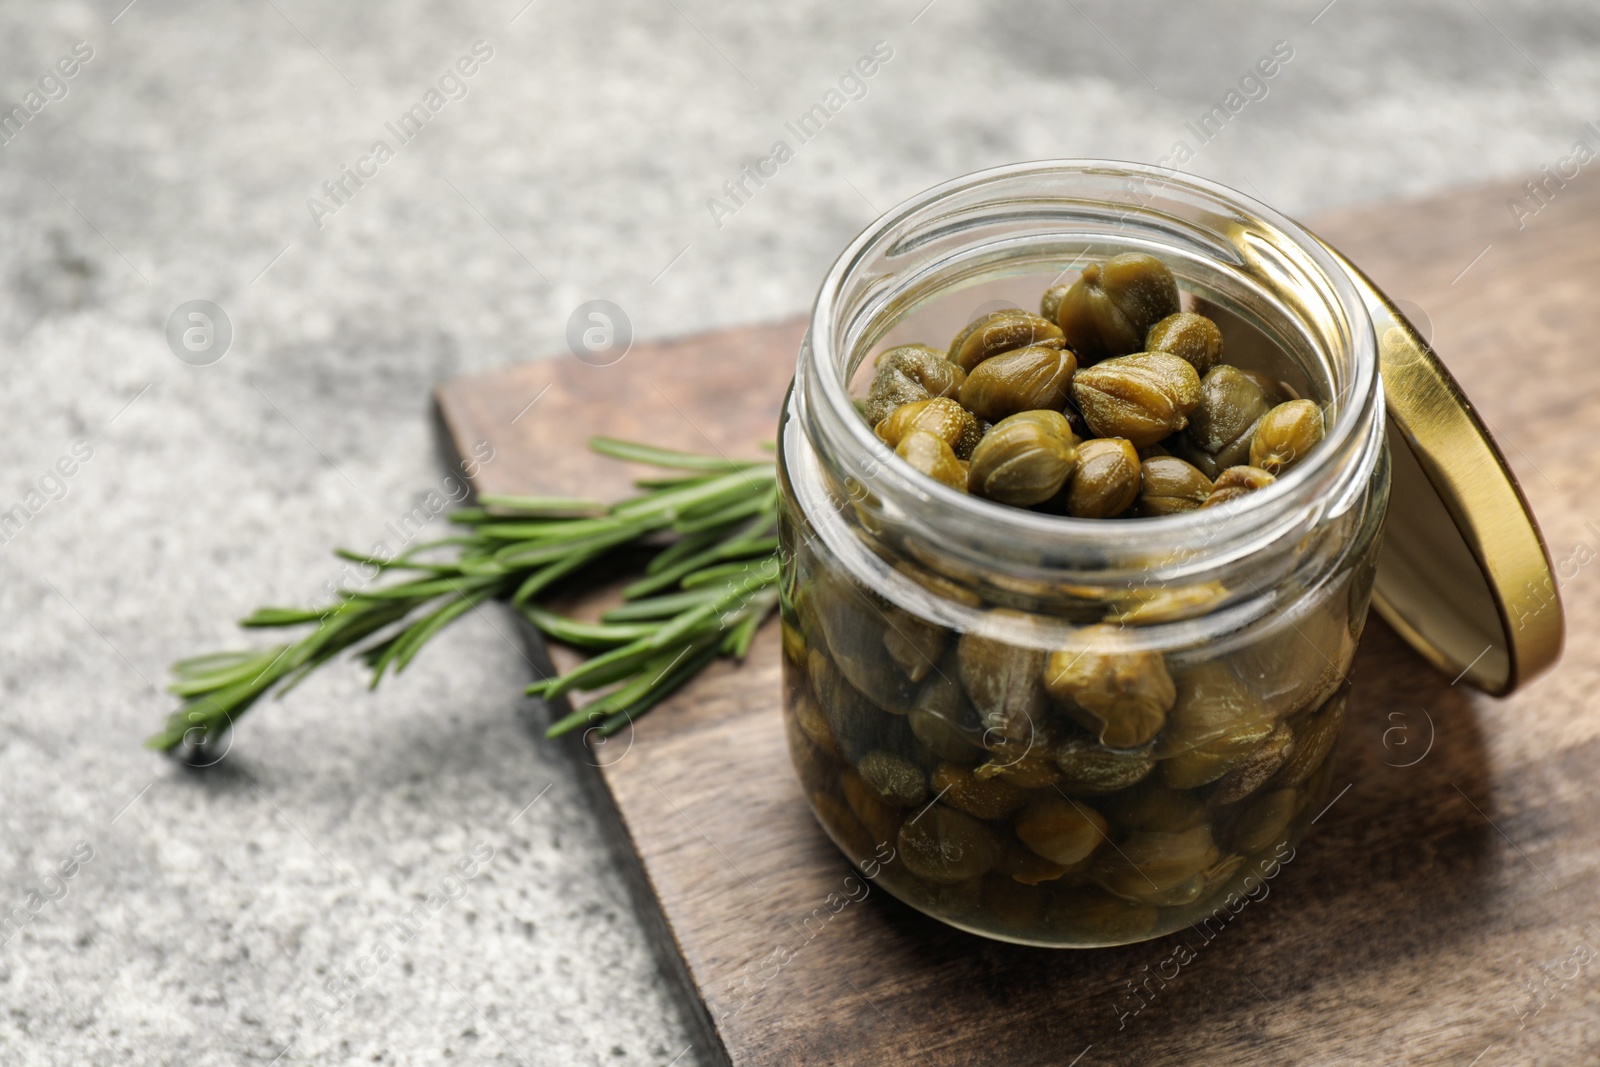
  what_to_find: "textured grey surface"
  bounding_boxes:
[1,0,1597,1063]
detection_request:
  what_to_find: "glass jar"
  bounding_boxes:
[776,161,1390,947]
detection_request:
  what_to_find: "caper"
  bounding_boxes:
[1159,664,1276,789]
[876,396,983,460]
[1040,283,1071,324]
[993,835,1073,886]
[1138,455,1213,516]
[788,685,840,758]
[1043,625,1175,749]
[1239,368,1292,406]
[931,762,1027,821]
[1273,690,1345,787]
[786,714,836,795]
[1091,824,1221,907]
[1071,352,1200,447]
[896,429,968,493]
[781,617,807,666]
[909,670,985,764]
[1064,437,1140,518]
[1250,399,1325,474]
[958,345,1077,422]
[810,570,918,714]
[1056,253,1181,362]
[1145,311,1224,375]
[865,344,967,425]
[1164,713,1273,790]
[1158,662,1272,754]
[1100,779,1209,833]
[897,805,998,884]
[1014,796,1108,867]
[807,647,911,762]
[811,791,877,865]
[967,411,1079,506]
[957,616,1047,744]
[1217,787,1299,855]
[857,749,928,807]
[973,747,1062,789]
[949,309,1066,372]
[880,603,948,684]
[1236,590,1353,719]
[841,769,904,846]
[1202,465,1275,508]
[1054,736,1156,795]
[1185,365,1270,469]
[1211,721,1296,805]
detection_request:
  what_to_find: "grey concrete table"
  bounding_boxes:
[0,1,1595,1063]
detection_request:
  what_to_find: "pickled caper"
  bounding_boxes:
[896,429,968,493]
[876,396,983,459]
[949,309,1066,372]
[1071,352,1200,447]
[1056,253,1181,362]
[858,749,928,807]
[993,835,1074,886]
[1250,399,1325,474]
[897,805,998,884]
[1054,736,1156,794]
[931,762,1027,820]
[789,684,840,758]
[1217,787,1300,855]
[841,768,904,846]
[866,344,966,425]
[958,345,1077,422]
[810,571,919,714]
[1063,437,1141,518]
[1091,824,1221,907]
[1039,283,1071,324]
[1202,465,1274,508]
[1145,311,1223,375]
[957,617,1047,744]
[1138,455,1213,516]
[967,410,1079,506]
[880,603,948,684]
[1014,796,1107,867]
[1043,625,1175,749]
[1184,365,1270,472]
[1100,779,1209,834]
[908,669,985,764]
[1273,690,1345,787]
[1211,721,1295,805]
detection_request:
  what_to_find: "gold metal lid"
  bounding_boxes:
[1322,246,1564,695]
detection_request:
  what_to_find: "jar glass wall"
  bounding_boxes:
[777,162,1390,947]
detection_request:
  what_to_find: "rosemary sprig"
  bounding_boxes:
[148,438,781,757]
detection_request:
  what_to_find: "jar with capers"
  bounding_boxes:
[778,164,1391,947]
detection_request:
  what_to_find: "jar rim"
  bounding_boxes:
[797,159,1383,585]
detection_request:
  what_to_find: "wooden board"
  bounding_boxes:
[434,177,1600,1066]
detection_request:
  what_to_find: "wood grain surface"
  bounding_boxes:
[434,176,1600,1066]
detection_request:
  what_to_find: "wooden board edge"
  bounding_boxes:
[431,393,735,1066]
